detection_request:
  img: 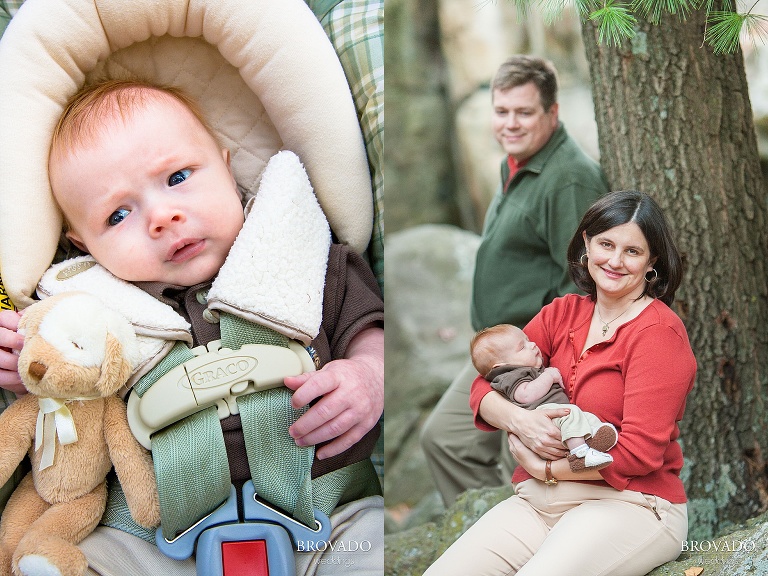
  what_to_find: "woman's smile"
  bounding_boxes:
[600,267,625,280]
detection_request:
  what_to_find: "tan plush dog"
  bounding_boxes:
[0,292,160,576]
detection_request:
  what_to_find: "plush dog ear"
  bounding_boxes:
[95,334,132,396]
[17,297,55,338]
[18,292,81,338]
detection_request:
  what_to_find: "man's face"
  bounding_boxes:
[50,95,245,287]
[491,82,559,162]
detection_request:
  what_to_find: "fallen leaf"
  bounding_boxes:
[386,503,412,524]
[683,567,704,576]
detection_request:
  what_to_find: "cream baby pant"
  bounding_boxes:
[539,402,605,444]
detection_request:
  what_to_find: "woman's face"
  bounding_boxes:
[583,222,656,301]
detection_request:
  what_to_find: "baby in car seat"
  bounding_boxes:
[0,78,384,575]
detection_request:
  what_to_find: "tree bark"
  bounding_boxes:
[581,10,768,539]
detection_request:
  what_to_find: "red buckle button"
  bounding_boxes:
[222,540,269,576]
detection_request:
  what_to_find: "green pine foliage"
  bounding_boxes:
[706,9,768,53]
[522,0,768,53]
[633,0,697,24]
[589,1,638,45]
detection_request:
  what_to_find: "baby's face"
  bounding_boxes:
[495,328,542,369]
[50,95,244,286]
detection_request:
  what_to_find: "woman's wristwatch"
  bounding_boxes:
[544,459,558,485]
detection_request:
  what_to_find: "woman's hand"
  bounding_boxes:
[510,431,606,483]
[511,406,570,460]
[478,392,571,460]
[0,310,25,395]
[507,433,547,481]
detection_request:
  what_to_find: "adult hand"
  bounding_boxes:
[284,326,383,460]
[0,310,25,395]
[512,406,570,460]
[507,432,548,481]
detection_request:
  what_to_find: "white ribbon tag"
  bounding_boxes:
[35,397,79,471]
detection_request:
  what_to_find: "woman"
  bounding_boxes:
[424,190,696,576]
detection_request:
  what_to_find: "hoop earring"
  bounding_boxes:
[580,253,588,267]
[645,268,658,282]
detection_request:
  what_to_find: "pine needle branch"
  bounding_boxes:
[588,1,638,45]
[631,0,695,25]
[537,0,570,25]
[504,0,768,54]
[707,10,768,53]
[704,10,768,54]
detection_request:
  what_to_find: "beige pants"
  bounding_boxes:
[80,496,383,576]
[424,480,687,576]
[420,359,514,506]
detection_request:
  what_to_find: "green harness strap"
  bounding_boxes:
[133,341,234,540]
[221,314,316,528]
[107,312,380,542]
[152,407,232,539]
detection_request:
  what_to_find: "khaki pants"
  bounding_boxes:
[80,496,383,576]
[420,359,514,507]
[424,480,687,576]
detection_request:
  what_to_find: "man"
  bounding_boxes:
[420,55,609,507]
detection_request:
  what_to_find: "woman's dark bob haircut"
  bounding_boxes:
[566,190,684,306]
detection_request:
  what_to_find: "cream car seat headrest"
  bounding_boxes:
[0,0,373,308]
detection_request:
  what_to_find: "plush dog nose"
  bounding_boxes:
[28,361,47,379]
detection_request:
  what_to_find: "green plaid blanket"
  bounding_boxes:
[311,0,384,478]
[311,0,384,293]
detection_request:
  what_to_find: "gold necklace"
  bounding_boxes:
[596,302,634,337]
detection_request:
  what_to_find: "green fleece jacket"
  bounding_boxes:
[470,123,608,331]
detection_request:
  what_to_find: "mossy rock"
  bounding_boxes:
[647,510,768,576]
[384,484,515,575]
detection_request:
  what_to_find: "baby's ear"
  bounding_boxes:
[65,230,89,253]
[222,148,239,196]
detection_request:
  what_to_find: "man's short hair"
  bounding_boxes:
[492,55,558,111]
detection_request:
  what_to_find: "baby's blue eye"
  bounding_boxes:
[168,169,192,186]
[108,208,130,227]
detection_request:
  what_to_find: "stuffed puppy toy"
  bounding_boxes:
[0,292,160,576]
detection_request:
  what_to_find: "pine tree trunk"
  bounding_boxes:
[581,11,768,539]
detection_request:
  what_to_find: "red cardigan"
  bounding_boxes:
[470,294,696,503]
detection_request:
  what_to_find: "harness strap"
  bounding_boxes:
[222,314,316,528]
[153,407,232,540]
[134,313,318,539]
[238,392,315,526]
[311,458,381,512]
[132,341,195,397]
[102,474,156,543]
[127,340,231,539]
[108,314,380,541]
